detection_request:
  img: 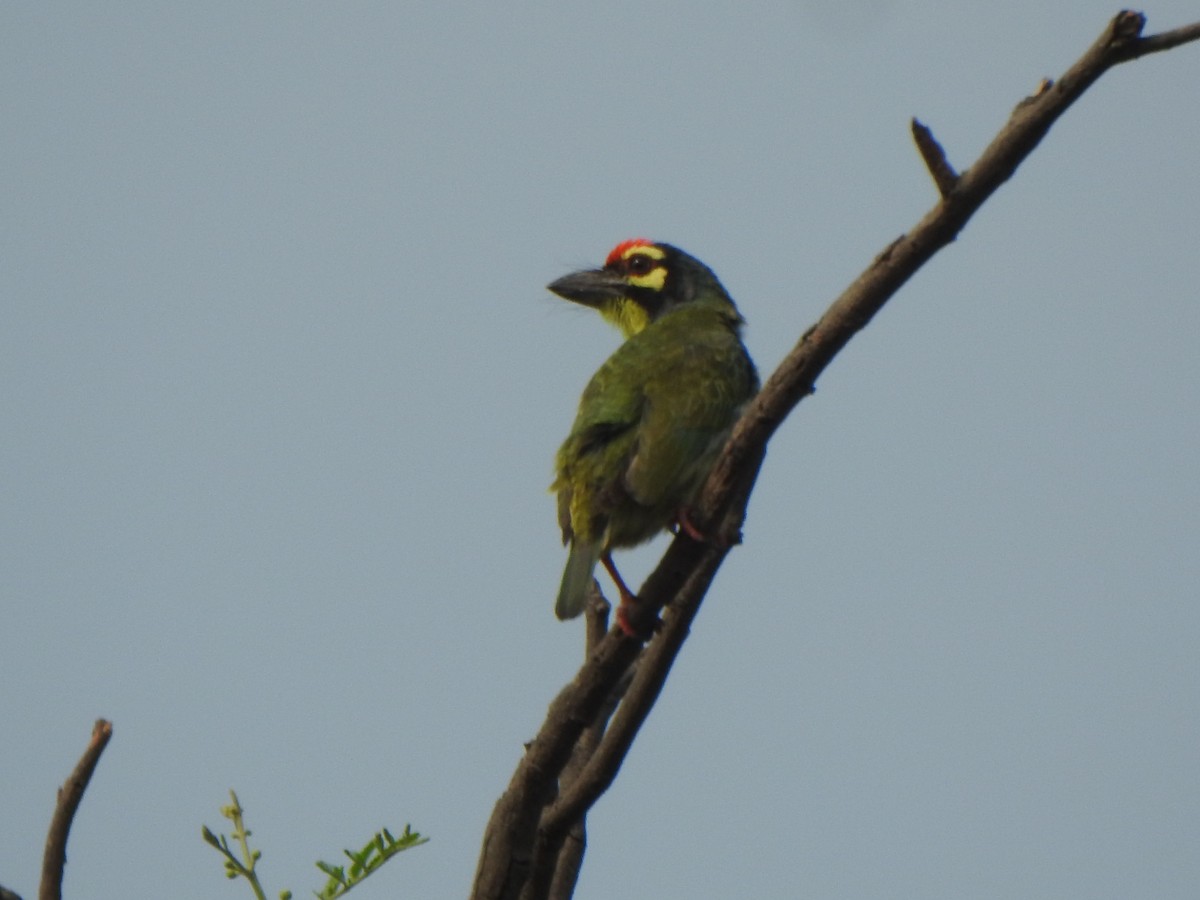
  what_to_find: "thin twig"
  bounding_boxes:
[911,119,958,197]
[1116,17,1200,58]
[40,720,113,900]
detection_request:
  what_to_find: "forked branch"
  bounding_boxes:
[472,12,1200,900]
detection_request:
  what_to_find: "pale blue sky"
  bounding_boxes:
[3,3,1198,899]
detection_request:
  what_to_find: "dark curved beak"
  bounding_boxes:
[546,269,627,309]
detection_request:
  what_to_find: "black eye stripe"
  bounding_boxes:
[625,255,661,276]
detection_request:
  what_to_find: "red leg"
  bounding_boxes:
[600,552,635,605]
[601,553,658,639]
[675,506,734,548]
[675,507,708,542]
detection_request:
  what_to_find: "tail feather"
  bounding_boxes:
[555,540,601,620]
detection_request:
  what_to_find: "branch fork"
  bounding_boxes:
[472,13,1200,900]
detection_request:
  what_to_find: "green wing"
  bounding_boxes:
[553,356,644,545]
[553,304,756,548]
[621,307,756,509]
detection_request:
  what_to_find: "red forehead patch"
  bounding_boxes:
[605,237,653,267]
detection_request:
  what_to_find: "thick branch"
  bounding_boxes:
[539,543,728,838]
[471,13,1200,900]
[40,720,113,900]
[702,11,1197,506]
[472,615,642,900]
[524,591,632,900]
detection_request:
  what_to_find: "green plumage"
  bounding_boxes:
[549,242,759,620]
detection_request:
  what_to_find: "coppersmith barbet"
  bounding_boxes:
[549,239,759,631]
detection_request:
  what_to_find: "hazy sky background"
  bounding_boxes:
[3,3,1198,898]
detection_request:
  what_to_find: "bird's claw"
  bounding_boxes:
[674,507,737,548]
[616,599,662,641]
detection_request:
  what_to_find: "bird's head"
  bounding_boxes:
[547,238,742,339]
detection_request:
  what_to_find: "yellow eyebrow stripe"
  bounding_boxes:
[621,244,666,262]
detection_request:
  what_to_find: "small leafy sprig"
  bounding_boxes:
[314,825,429,899]
[202,791,278,900]
[202,789,427,900]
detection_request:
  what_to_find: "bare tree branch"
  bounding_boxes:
[40,720,113,900]
[702,11,1198,514]
[522,589,644,896]
[530,589,632,900]
[1117,18,1200,56]
[540,541,727,839]
[471,12,1200,900]
[911,118,959,197]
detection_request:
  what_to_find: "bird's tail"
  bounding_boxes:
[555,540,600,620]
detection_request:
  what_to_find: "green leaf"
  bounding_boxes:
[315,861,345,883]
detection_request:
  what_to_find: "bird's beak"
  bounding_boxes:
[546,269,628,309]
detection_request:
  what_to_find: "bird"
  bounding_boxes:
[549,239,759,634]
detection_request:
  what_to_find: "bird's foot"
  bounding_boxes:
[601,551,661,640]
[673,506,736,548]
[615,596,662,641]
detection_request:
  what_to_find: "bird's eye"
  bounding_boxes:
[626,255,654,276]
